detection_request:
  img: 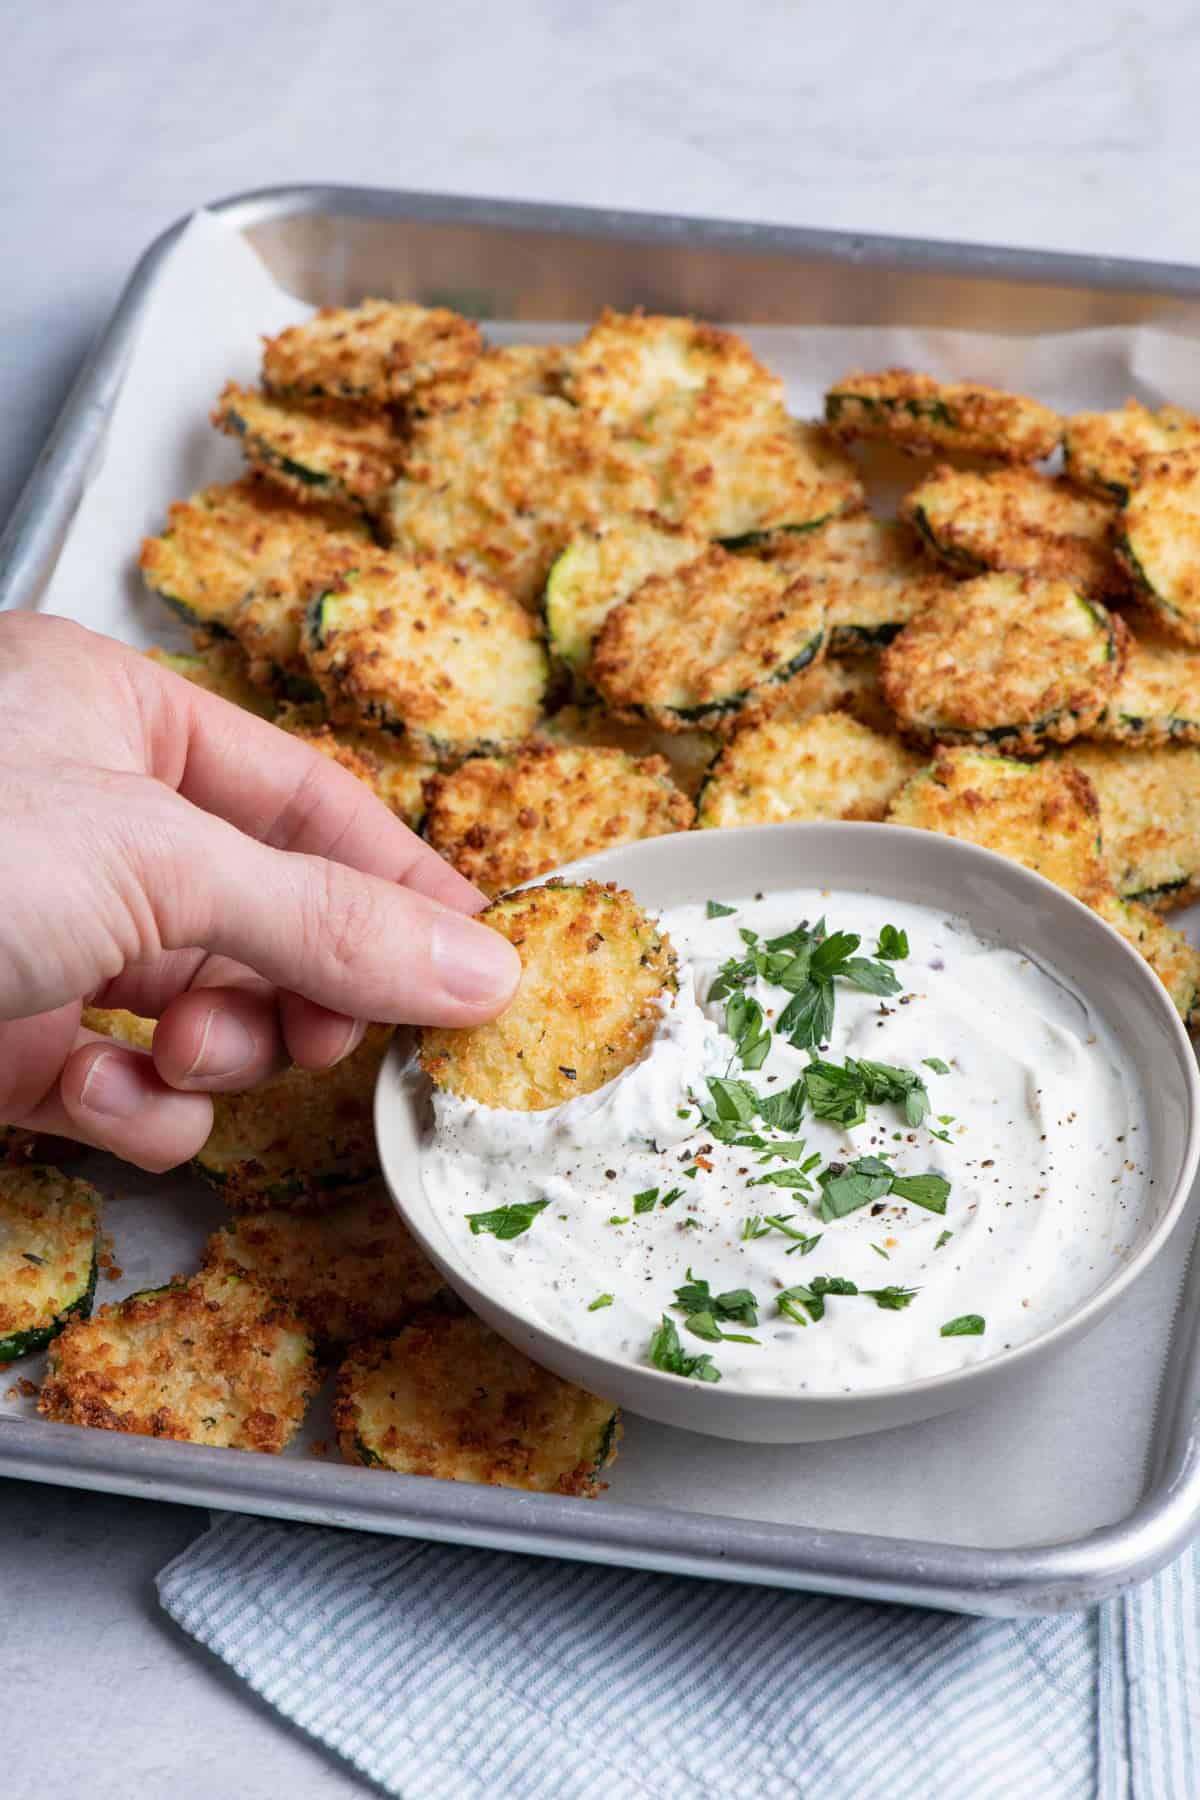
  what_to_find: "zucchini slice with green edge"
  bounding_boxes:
[901,467,1123,601]
[1118,450,1200,644]
[590,546,827,731]
[825,368,1061,461]
[1063,742,1200,911]
[335,1312,621,1495]
[698,712,920,828]
[262,300,482,405]
[194,1025,391,1211]
[420,881,677,1110]
[880,572,1125,753]
[1065,402,1200,502]
[746,514,948,653]
[1090,619,1200,745]
[0,1166,100,1363]
[38,1266,318,1451]
[145,644,276,717]
[886,747,1107,899]
[567,308,784,426]
[212,383,406,511]
[274,706,433,828]
[543,513,707,686]
[1088,892,1200,1030]
[301,552,548,759]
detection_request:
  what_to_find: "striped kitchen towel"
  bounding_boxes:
[158,1515,1200,1798]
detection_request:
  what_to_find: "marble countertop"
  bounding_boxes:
[4,3,1199,1793]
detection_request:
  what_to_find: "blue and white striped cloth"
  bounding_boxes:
[159,1515,1199,1798]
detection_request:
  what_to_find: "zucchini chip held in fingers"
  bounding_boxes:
[302,552,549,760]
[80,1007,156,1050]
[1087,892,1200,1031]
[195,1025,392,1211]
[335,1312,621,1495]
[213,384,407,512]
[1118,449,1200,643]
[386,394,658,608]
[887,747,1107,898]
[426,742,693,895]
[902,466,1124,601]
[748,513,948,653]
[1065,400,1200,502]
[825,368,1062,461]
[697,712,920,829]
[880,572,1125,753]
[544,513,708,687]
[145,643,276,717]
[274,705,434,828]
[1089,618,1200,745]
[204,1185,450,1354]
[39,1267,318,1452]
[262,300,482,406]
[1062,743,1200,910]
[420,881,676,1110]
[0,1166,100,1363]
[590,548,827,732]
[567,308,784,425]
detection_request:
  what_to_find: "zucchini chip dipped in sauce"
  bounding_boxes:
[825,368,1062,461]
[420,882,676,1111]
[0,1167,100,1363]
[697,712,920,829]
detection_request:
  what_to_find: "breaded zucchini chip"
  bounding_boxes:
[591,548,827,732]
[335,1313,620,1495]
[0,1166,100,1362]
[903,466,1123,600]
[1065,400,1200,502]
[1090,618,1200,745]
[880,573,1124,752]
[140,476,368,635]
[415,342,571,414]
[302,553,548,759]
[262,300,482,405]
[386,395,658,608]
[749,514,948,652]
[274,706,433,828]
[80,1007,156,1051]
[542,704,719,800]
[825,368,1062,461]
[146,643,276,716]
[544,513,707,685]
[886,747,1106,897]
[568,308,784,425]
[1119,450,1200,643]
[698,713,920,829]
[421,882,676,1110]
[1087,892,1200,1030]
[195,1025,390,1211]
[213,384,406,511]
[751,654,895,735]
[39,1266,317,1451]
[204,1184,448,1353]
[1063,743,1200,909]
[639,389,864,543]
[426,743,693,895]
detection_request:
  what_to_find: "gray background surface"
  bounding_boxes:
[3,3,1199,1793]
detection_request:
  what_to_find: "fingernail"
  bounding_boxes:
[322,1017,367,1068]
[185,1008,257,1080]
[431,913,521,1006]
[78,1049,146,1119]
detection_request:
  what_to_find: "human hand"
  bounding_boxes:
[0,612,520,1170]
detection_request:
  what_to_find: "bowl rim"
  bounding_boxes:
[377,820,1200,1415]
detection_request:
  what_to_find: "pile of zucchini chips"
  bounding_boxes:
[8,304,1200,1489]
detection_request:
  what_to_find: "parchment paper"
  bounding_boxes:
[11,208,1200,1549]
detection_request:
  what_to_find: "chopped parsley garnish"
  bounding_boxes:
[870,1242,890,1260]
[876,924,909,961]
[633,1188,659,1214]
[864,1285,919,1310]
[778,1275,919,1324]
[757,1216,823,1256]
[941,1313,986,1337]
[685,1311,760,1345]
[923,1056,951,1075]
[816,1156,949,1222]
[607,1214,631,1226]
[889,1172,951,1213]
[706,899,737,918]
[934,1229,954,1250]
[724,990,772,1070]
[466,1199,549,1240]
[741,1216,772,1240]
[673,1271,759,1326]
[697,1056,932,1141]
[648,1315,721,1382]
[587,1294,614,1311]
[746,1163,818,1193]
[706,916,901,1051]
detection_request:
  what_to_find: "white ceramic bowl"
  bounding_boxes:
[376,823,1200,1444]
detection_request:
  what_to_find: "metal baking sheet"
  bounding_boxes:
[3,185,1200,1617]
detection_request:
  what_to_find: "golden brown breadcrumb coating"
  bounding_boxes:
[826,368,1062,461]
[698,712,920,828]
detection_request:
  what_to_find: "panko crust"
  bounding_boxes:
[1118,449,1200,644]
[886,747,1106,897]
[0,1166,100,1354]
[543,512,708,684]
[80,1007,156,1051]
[748,513,950,652]
[903,466,1124,600]
[213,384,407,510]
[301,551,549,759]
[879,573,1125,752]
[262,299,483,404]
[39,1267,317,1452]
[746,654,895,735]
[420,881,676,1110]
[1087,892,1200,1029]
[1065,400,1200,502]
[274,705,433,827]
[568,307,784,425]
[1089,616,1200,745]
[698,712,920,828]
[426,742,693,894]
[385,394,658,608]
[1062,742,1200,910]
[542,704,719,799]
[334,1313,620,1496]
[415,342,571,414]
[590,547,827,732]
[825,367,1062,461]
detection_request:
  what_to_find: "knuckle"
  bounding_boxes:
[310,862,380,980]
